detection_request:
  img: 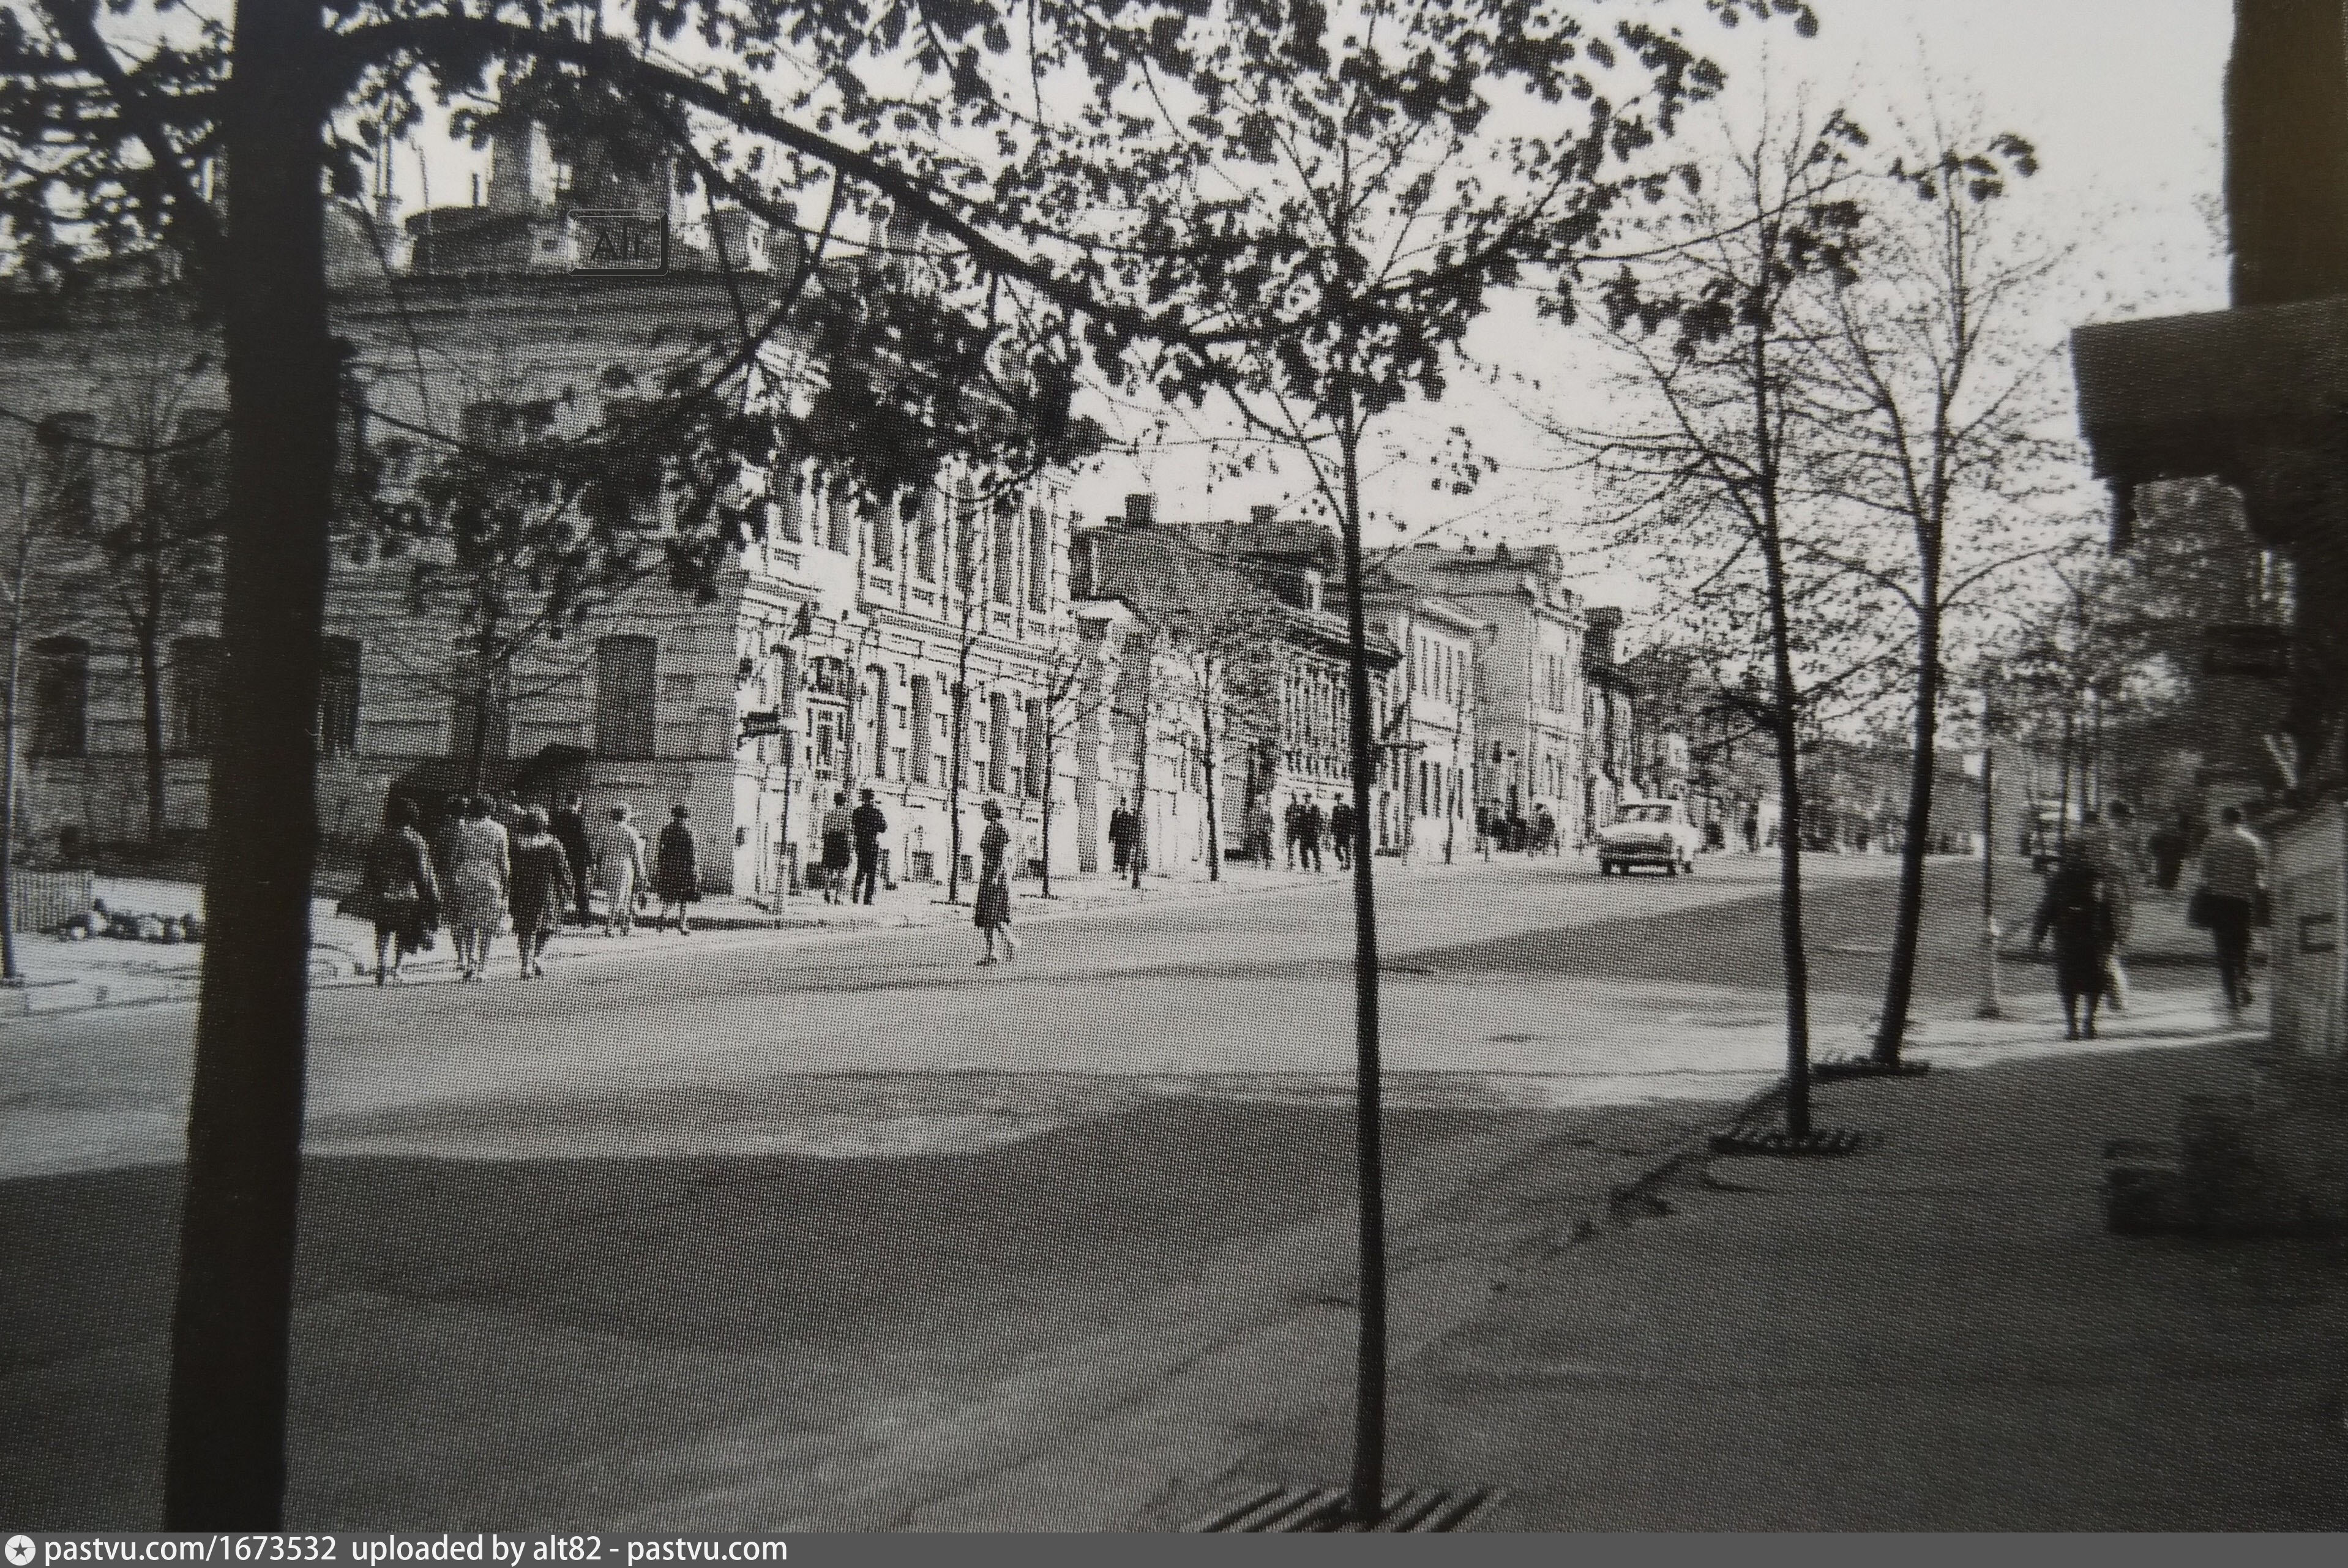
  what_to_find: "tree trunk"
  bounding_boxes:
[166,0,337,1528]
[1758,523,1814,1141]
[1334,414,1388,1523]
[137,614,168,849]
[2,503,31,984]
[1872,586,1942,1066]
[1202,665,1221,883]
[947,674,967,903]
[1129,644,1150,890]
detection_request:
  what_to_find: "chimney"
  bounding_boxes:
[1251,503,1277,528]
[487,122,557,215]
[1124,492,1157,526]
[1586,606,1623,668]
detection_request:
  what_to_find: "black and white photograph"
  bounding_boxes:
[2,0,2345,1538]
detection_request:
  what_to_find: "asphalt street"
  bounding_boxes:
[1,850,2193,1529]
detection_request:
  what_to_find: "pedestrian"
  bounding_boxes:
[2148,808,2192,894]
[1301,799,1326,872]
[1245,797,1274,864]
[653,804,701,934]
[443,794,510,981]
[550,790,594,925]
[973,798,1020,965]
[357,794,440,986]
[1537,804,1560,854]
[818,791,854,903]
[2032,840,2118,1042]
[2190,805,2267,1018]
[1505,808,1527,852]
[1329,797,1356,869]
[594,802,648,936]
[2074,807,2139,1012]
[1108,796,1136,875]
[507,807,573,978]
[1284,797,1306,868]
[1743,805,1761,854]
[850,786,889,905]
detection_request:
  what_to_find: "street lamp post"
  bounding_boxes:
[1977,698,2004,1021]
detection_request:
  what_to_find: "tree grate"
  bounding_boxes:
[1189,1484,1503,1533]
[1812,1054,1932,1081]
[1710,1127,1866,1157]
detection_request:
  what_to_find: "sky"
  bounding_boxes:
[348,0,2235,626]
[1066,0,2238,621]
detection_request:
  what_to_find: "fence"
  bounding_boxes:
[10,868,95,933]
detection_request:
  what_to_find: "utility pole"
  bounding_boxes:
[1,474,34,985]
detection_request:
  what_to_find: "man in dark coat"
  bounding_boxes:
[1300,800,1326,872]
[850,787,889,905]
[1329,798,1356,869]
[550,790,594,925]
[1108,796,1135,874]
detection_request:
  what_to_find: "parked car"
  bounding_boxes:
[1597,797,1704,876]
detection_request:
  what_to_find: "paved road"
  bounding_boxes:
[1,851,2180,1529]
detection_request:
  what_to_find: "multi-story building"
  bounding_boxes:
[1081,499,1404,857]
[1378,542,1593,843]
[3,129,1086,898]
[1581,607,1639,838]
[1363,579,1487,859]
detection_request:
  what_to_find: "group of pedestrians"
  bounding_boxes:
[817,788,891,903]
[2030,797,2269,1039]
[353,788,705,985]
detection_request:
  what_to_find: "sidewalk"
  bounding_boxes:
[1,854,1484,1016]
[1181,1009,2348,1530]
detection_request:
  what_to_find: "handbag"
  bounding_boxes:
[2185,889,2215,930]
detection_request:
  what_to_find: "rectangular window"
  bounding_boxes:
[915,492,938,580]
[36,412,96,532]
[320,635,362,758]
[594,634,658,759]
[955,488,978,595]
[986,692,1011,793]
[1025,696,1047,797]
[173,636,226,756]
[1026,507,1050,611]
[909,676,933,783]
[992,499,1015,605]
[28,637,89,758]
[828,483,853,554]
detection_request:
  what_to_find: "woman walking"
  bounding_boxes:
[974,798,1020,965]
[507,808,574,977]
[654,804,701,935]
[2032,840,2118,1041]
[595,802,648,936]
[444,795,510,980]
[358,796,440,986]
[819,791,854,903]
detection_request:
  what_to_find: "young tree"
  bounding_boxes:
[1123,0,1820,1509]
[1544,105,1901,1139]
[1803,125,2085,1068]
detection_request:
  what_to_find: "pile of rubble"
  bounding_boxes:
[54,899,206,945]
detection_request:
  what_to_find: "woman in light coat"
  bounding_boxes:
[595,802,648,936]
[444,795,510,980]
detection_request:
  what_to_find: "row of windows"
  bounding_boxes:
[1411,633,1468,707]
[787,469,1054,613]
[23,633,663,764]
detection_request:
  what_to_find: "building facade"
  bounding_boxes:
[4,179,1087,898]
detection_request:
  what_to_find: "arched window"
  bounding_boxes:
[986,690,1011,794]
[28,636,88,758]
[827,480,853,554]
[594,634,657,759]
[954,479,978,595]
[914,491,938,581]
